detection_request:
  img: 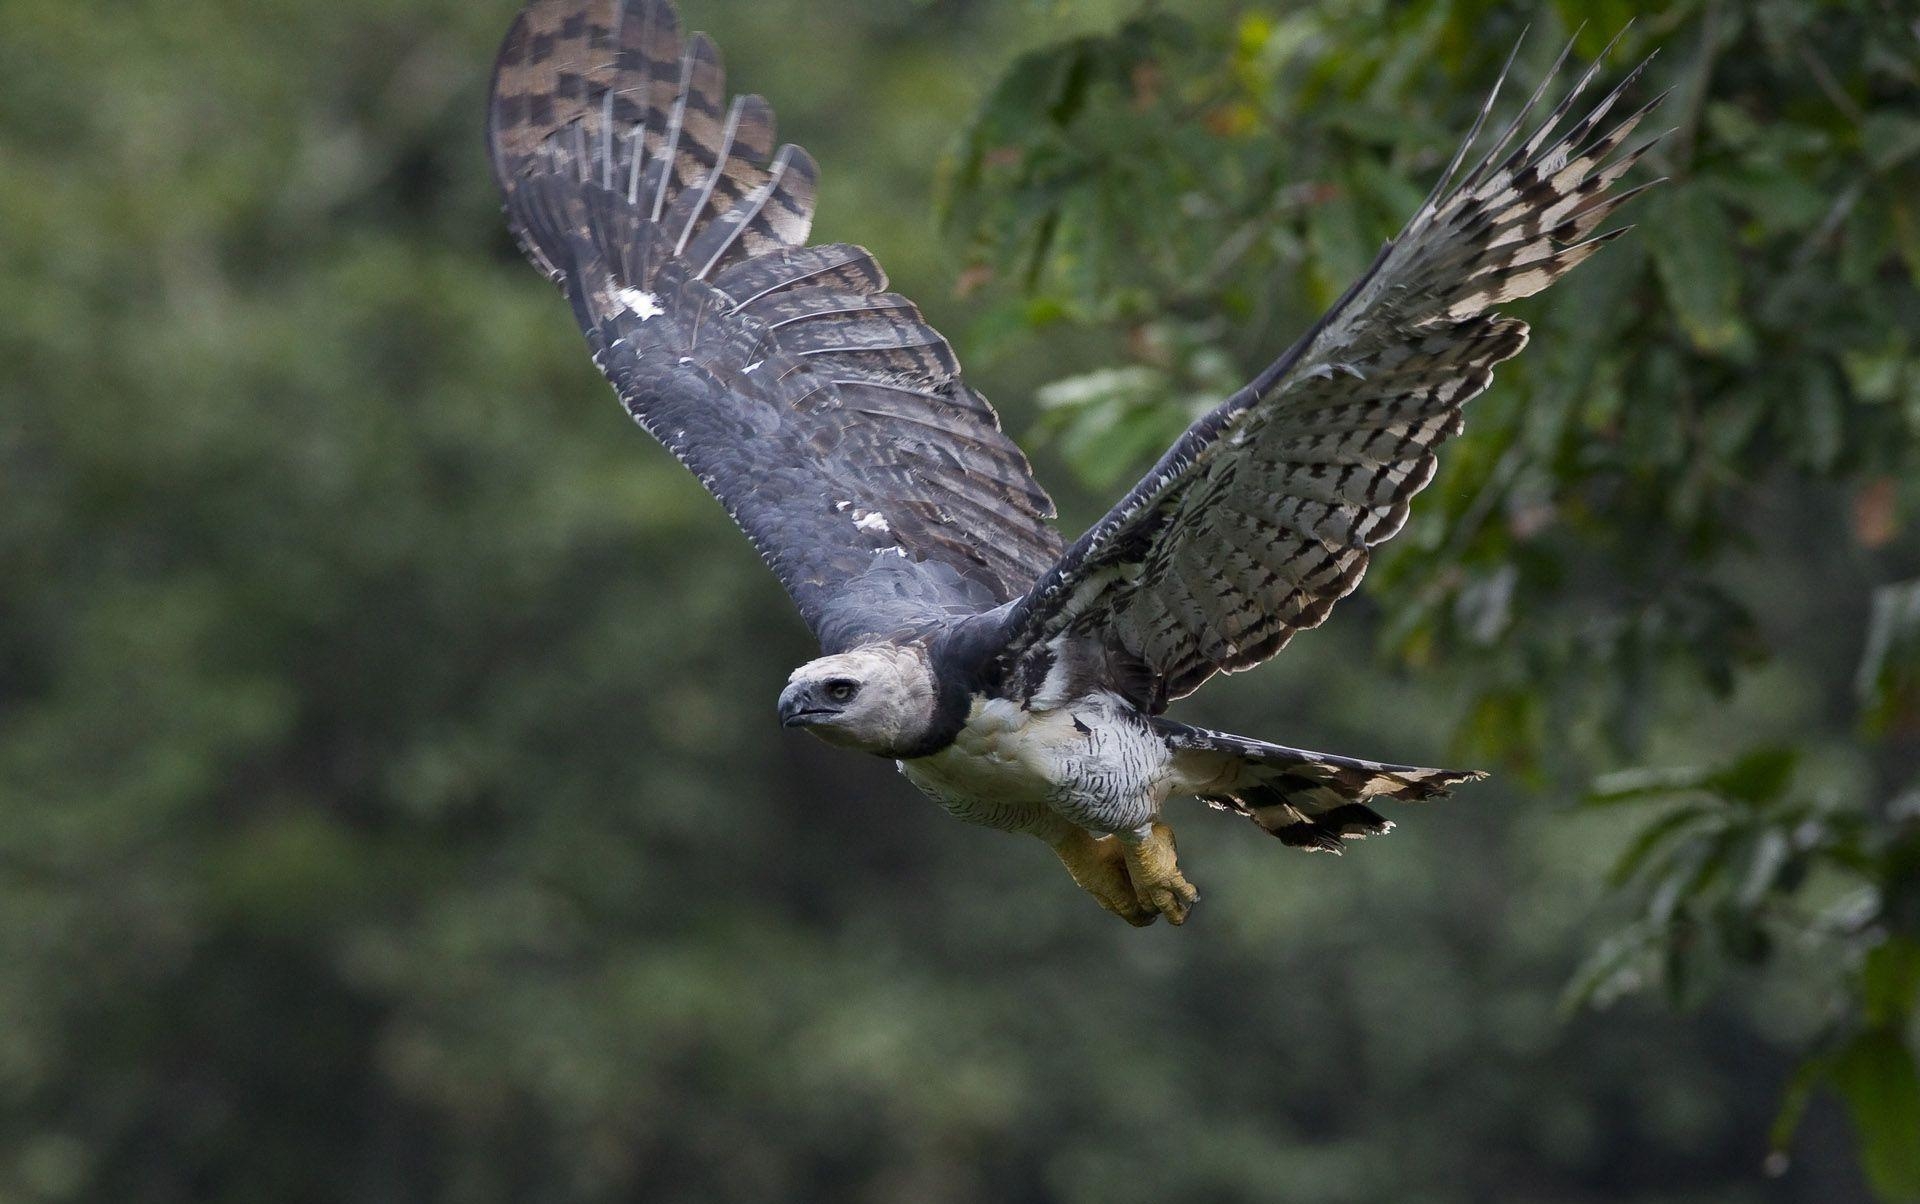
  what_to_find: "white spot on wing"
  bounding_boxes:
[852,510,891,534]
[613,287,665,321]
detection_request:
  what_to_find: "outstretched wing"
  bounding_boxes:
[993,37,1665,707]
[489,0,1062,651]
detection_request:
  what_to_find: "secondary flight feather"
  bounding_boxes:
[487,0,1662,925]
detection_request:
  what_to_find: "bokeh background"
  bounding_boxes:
[4,0,1918,1201]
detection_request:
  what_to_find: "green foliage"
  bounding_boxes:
[949,0,1920,1197]
[1831,1026,1920,1202]
[1860,580,1920,734]
[950,1,1920,753]
[1565,751,1920,1198]
[3,0,1917,1201]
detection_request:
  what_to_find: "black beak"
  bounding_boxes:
[778,681,833,728]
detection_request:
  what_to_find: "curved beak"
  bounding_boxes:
[778,681,832,728]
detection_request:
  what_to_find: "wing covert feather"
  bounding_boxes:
[995,38,1664,707]
[489,0,1062,650]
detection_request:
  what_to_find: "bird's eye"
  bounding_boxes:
[825,679,859,703]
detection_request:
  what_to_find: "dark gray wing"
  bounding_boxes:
[489,0,1062,651]
[993,37,1665,707]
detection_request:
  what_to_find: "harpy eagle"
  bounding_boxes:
[487,0,1661,925]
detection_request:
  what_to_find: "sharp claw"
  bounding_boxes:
[1052,825,1200,927]
[1120,822,1198,926]
[1160,889,1193,925]
[1102,893,1157,926]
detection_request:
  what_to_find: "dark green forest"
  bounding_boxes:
[3,0,1918,1201]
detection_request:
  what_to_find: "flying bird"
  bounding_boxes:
[487,0,1661,925]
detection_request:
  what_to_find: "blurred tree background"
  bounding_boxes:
[2,0,1916,1201]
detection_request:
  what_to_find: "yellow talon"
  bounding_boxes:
[1122,821,1200,925]
[1052,828,1156,926]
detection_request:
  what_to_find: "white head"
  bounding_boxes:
[777,644,938,756]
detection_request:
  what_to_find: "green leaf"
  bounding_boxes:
[1738,828,1793,907]
[1562,920,1663,1013]
[1451,565,1516,647]
[1707,166,1831,233]
[1864,113,1920,174]
[1862,939,1920,1028]
[1845,344,1909,404]
[1795,361,1845,473]
[1706,746,1799,806]
[1663,913,1714,1009]
[1037,366,1189,489]
[1648,187,1754,361]
[1858,580,1920,726]
[1771,1055,1829,1163]
[1833,1029,1920,1201]
[1588,746,1797,809]
[1607,804,1722,888]
[1587,764,1718,805]
[1892,197,1920,287]
[1456,688,1544,767]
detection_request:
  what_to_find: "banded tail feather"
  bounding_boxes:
[1159,721,1485,854]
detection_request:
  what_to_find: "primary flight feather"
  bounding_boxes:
[487,0,1662,925]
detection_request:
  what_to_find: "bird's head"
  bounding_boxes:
[778,644,937,756]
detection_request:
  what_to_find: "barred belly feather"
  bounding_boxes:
[902,694,1173,837]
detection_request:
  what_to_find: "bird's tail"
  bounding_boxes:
[1157,720,1485,853]
[485,0,820,293]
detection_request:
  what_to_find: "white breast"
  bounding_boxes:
[901,693,1171,837]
